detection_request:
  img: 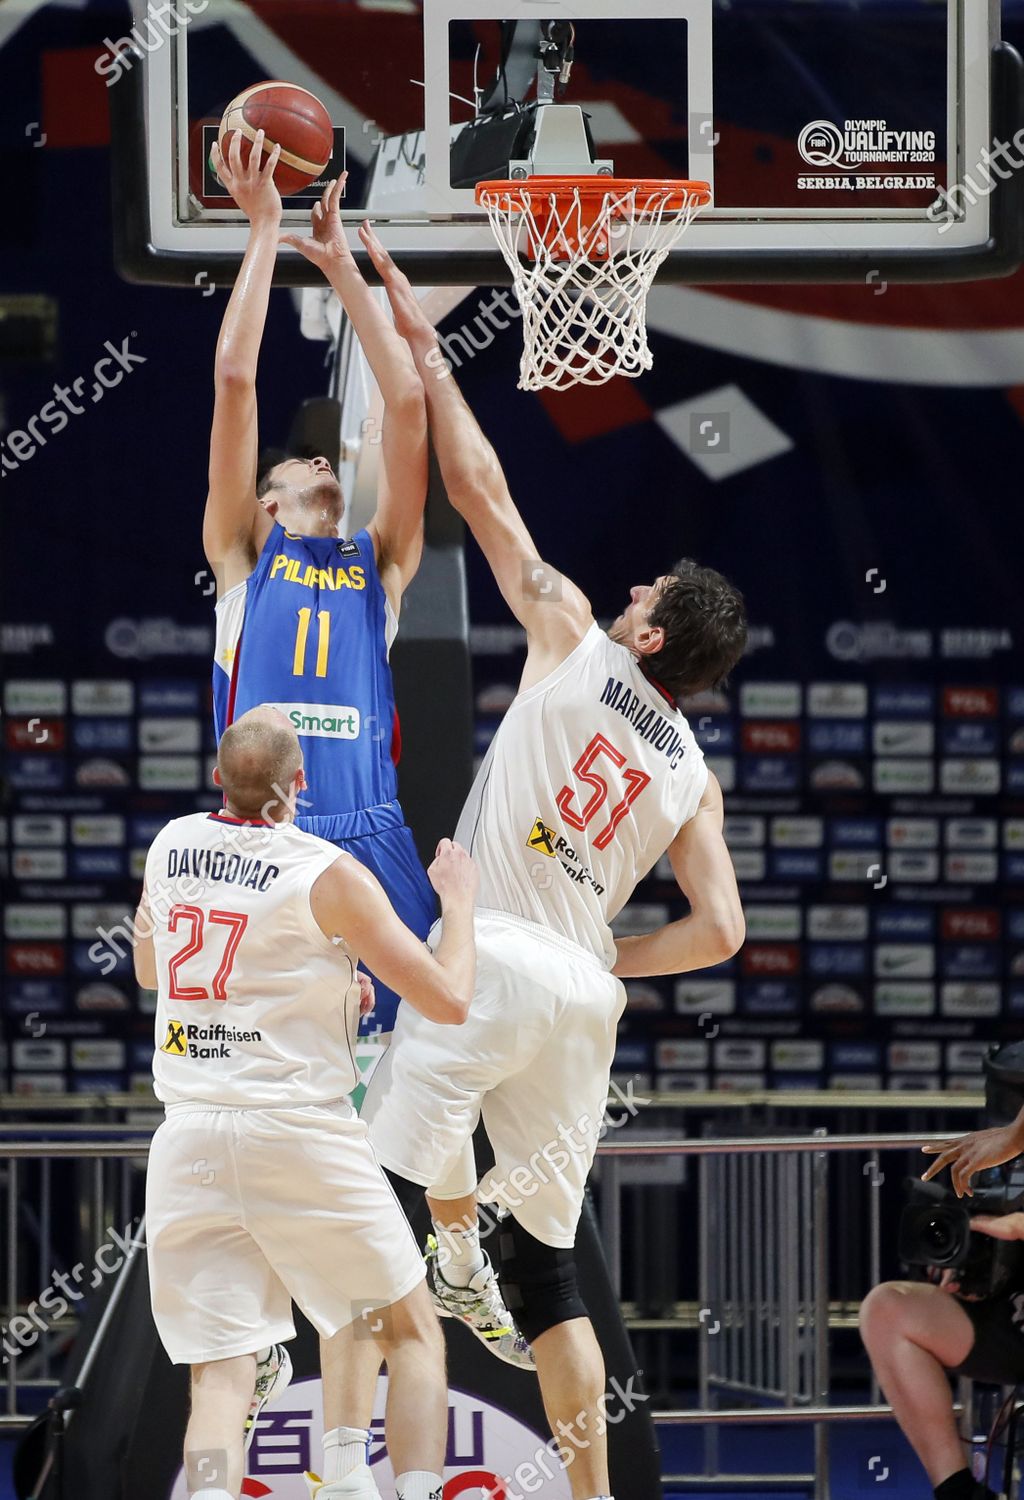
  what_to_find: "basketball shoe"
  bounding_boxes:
[425,1234,535,1370]
[244,1343,292,1453]
[304,1466,382,1499]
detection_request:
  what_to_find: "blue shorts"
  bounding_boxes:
[296,801,437,1035]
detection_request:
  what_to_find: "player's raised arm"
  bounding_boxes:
[311,840,478,1025]
[359,224,593,676]
[202,131,282,593]
[281,181,428,601]
[613,773,745,978]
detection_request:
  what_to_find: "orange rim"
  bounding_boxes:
[476,176,712,214]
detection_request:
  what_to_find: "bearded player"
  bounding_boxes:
[202,135,529,1493]
[346,229,749,1500]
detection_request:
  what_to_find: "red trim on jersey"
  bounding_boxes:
[640,663,679,710]
[225,626,244,727]
[220,628,246,811]
[391,708,402,766]
[207,813,274,827]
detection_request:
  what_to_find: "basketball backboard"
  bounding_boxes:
[112,0,1020,286]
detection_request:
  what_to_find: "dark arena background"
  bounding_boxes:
[6,2,1024,1498]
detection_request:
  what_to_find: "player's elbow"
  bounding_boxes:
[387,380,427,421]
[435,988,471,1026]
[710,907,746,963]
[408,981,470,1026]
[445,456,503,512]
[215,360,255,393]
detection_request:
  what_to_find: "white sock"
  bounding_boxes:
[395,1471,443,1500]
[322,1425,369,1481]
[191,1491,233,1500]
[432,1218,486,1287]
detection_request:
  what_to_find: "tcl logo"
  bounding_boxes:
[4,718,65,751]
[942,910,1001,941]
[742,723,801,753]
[943,688,998,717]
[5,943,66,975]
[742,944,801,976]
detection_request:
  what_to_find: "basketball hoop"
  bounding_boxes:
[476,176,711,393]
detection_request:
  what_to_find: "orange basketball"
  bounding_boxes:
[219,81,333,196]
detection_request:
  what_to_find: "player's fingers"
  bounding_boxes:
[229,127,245,175]
[250,129,265,177]
[359,220,389,262]
[279,234,315,256]
[435,838,453,858]
[262,140,281,179]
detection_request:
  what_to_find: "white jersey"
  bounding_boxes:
[146,812,360,1108]
[456,624,709,966]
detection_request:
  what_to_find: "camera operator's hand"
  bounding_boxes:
[921,1119,1024,1198]
[970,1212,1024,1242]
[924,1266,962,1296]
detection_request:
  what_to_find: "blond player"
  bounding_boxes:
[348,229,749,1500]
[136,707,477,1500]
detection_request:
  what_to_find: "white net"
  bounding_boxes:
[478,180,707,393]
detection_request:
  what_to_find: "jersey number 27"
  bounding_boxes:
[167,905,248,1001]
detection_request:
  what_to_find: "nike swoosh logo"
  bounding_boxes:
[877,731,927,750]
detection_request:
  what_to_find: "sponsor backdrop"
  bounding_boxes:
[164,1376,574,1500]
[4,0,1024,1103]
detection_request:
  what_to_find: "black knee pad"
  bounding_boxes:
[384,1167,427,1226]
[494,1213,587,1343]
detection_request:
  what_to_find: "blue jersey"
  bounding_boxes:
[214,525,400,820]
[213,523,436,1034]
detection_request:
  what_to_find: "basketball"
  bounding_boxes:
[218,81,334,196]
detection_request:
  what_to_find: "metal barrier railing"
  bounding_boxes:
[0,1133,151,1425]
[594,1128,984,1496]
[0,1101,986,1497]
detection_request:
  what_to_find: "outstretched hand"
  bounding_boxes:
[211,129,282,225]
[280,174,352,268]
[358,222,436,348]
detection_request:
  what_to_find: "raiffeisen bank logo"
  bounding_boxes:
[798,119,936,171]
[267,704,361,740]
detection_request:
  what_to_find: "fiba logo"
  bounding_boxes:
[798,121,849,170]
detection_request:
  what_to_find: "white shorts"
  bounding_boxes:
[364,911,627,1249]
[356,1032,478,1201]
[145,1099,425,1366]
